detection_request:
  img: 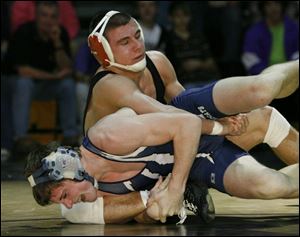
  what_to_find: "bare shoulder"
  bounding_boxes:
[93,72,137,96]
[146,50,169,64]
[146,50,177,85]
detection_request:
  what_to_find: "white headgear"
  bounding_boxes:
[27,147,96,188]
[88,10,146,72]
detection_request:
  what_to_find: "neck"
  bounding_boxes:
[175,28,189,40]
[266,17,282,27]
[141,21,155,29]
[38,29,49,41]
[80,147,107,181]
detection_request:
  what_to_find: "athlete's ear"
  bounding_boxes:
[88,34,110,67]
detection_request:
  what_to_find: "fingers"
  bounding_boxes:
[228,113,249,135]
[152,176,163,190]
[236,113,249,133]
[159,173,171,190]
[159,205,181,223]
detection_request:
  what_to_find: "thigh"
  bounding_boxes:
[213,75,260,115]
[171,81,227,119]
[189,139,248,193]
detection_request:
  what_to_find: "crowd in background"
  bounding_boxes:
[1,1,299,162]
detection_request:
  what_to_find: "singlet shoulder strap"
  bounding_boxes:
[146,54,166,104]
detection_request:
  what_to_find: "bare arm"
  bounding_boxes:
[61,191,148,224]
[89,110,202,222]
[62,182,165,224]
[103,192,146,224]
[99,51,246,137]
[95,75,218,135]
[50,25,72,70]
[16,25,72,81]
[104,175,168,224]
[17,66,57,80]
[17,66,71,81]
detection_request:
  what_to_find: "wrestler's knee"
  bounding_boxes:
[262,106,291,148]
[255,106,273,133]
[247,80,275,108]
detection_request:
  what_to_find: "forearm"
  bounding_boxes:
[134,211,158,224]
[54,48,72,70]
[61,192,148,224]
[156,105,216,135]
[17,66,55,80]
[169,115,201,191]
[103,192,146,224]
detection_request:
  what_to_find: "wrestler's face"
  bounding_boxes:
[50,179,97,209]
[106,19,145,66]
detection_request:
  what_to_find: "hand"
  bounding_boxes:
[218,113,249,136]
[50,25,62,46]
[182,59,202,72]
[54,68,72,80]
[149,174,171,196]
[146,174,171,220]
[147,174,184,223]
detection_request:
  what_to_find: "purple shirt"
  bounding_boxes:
[242,16,299,75]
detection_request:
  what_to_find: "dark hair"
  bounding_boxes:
[36,1,58,8]
[24,141,62,206]
[89,11,132,38]
[35,1,59,18]
[258,1,287,17]
[169,2,191,16]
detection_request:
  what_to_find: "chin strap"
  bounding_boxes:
[106,57,146,72]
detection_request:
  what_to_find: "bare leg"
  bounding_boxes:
[261,59,299,98]
[226,106,299,165]
[223,155,299,199]
[272,127,299,164]
[279,164,299,181]
[213,60,299,115]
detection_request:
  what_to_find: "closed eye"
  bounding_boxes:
[135,31,141,39]
[120,39,129,45]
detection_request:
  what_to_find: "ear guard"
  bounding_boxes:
[87,10,146,72]
[88,10,118,67]
[27,147,94,188]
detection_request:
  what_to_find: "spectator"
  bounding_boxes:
[242,1,299,126]
[201,1,244,77]
[165,2,219,88]
[242,1,299,75]
[5,1,79,158]
[1,1,13,162]
[10,1,80,40]
[136,1,169,53]
[156,1,172,31]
